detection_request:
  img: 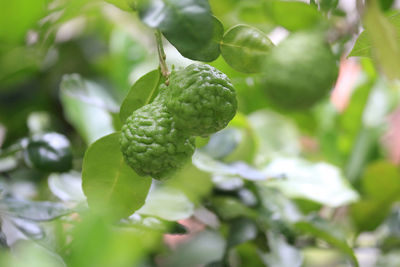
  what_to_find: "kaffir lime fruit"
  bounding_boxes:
[262,31,338,110]
[120,102,195,180]
[165,64,237,136]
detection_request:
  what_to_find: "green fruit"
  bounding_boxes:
[262,31,338,109]
[165,64,237,136]
[120,102,195,180]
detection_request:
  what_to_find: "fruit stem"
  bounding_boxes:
[155,30,169,79]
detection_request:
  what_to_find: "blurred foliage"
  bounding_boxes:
[0,0,400,266]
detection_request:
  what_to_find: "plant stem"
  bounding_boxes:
[155,30,169,78]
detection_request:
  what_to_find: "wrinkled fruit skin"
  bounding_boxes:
[120,103,195,180]
[165,64,237,136]
[262,31,338,110]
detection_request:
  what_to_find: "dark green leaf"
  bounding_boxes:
[23,132,73,173]
[139,0,214,55]
[82,132,152,219]
[178,16,223,62]
[227,218,258,248]
[262,1,322,31]
[221,25,274,73]
[319,0,339,12]
[119,69,163,123]
[379,0,395,11]
[0,198,71,221]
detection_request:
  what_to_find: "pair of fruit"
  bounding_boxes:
[263,31,338,110]
[120,64,237,180]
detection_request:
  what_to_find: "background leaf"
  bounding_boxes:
[262,1,322,31]
[60,74,117,144]
[179,16,223,62]
[294,218,359,267]
[139,0,214,59]
[48,172,85,203]
[119,69,163,123]
[221,24,274,73]
[261,158,359,207]
[0,199,70,221]
[137,185,194,221]
[351,160,400,231]
[362,1,400,79]
[82,132,152,219]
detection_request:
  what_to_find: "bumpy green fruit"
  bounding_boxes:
[262,31,338,109]
[165,64,237,136]
[120,103,195,180]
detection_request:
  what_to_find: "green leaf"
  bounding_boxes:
[67,214,161,267]
[200,128,241,159]
[221,25,274,73]
[137,186,194,221]
[139,0,214,56]
[211,196,257,220]
[11,218,44,240]
[0,198,70,221]
[179,16,223,62]
[349,8,400,79]
[319,0,339,12]
[262,1,322,31]
[23,132,73,173]
[0,0,46,45]
[227,218,258,248]
[294,218,359,267]
[248,110,301,167]
[105,0,135,11]
[351,161,400,231]
[60,74,117,144]
[125,215,188,234]
[363,1,400,79]
[165,161,213,205]
[119,69,163,123]
[363,161,400,199]
[165,230,226,267]
[82,132,152,219]
[379,0,395,11]
[0,241,66,267]
[237,2,272,25]
[261,158,359,207]
[259,231,303,267]
[48,171,85,203]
